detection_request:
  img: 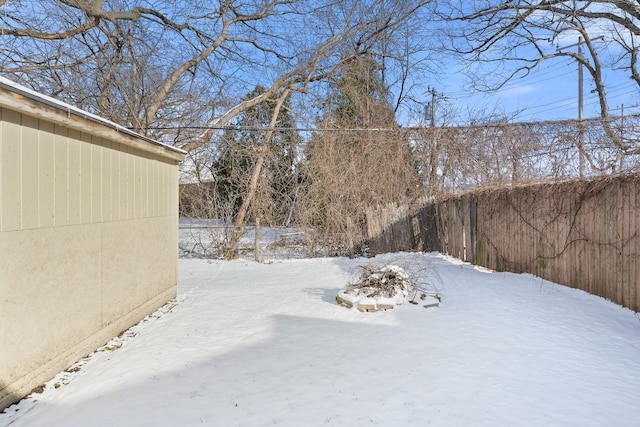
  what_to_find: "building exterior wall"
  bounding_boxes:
[0,84,185,410]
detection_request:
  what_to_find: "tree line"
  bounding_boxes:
[2,1,640,256]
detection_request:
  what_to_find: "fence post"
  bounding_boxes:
[255,218,261,262]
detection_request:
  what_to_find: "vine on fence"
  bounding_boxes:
[366,174,640,311]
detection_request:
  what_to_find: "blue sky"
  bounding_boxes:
[420,13,640,127]
[393,51,640,127]
[3,0,637,129]
[438,56,640,125]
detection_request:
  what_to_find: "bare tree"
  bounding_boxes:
[1,0,434,259]
[1,0,431,146]
[299,54,422,256]
[214,87,289,258]
[440,0,640,155]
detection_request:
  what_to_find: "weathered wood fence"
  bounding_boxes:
[366,175,640,312]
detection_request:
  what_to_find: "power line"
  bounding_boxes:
[141,111,640,133]
[445,61,576,101]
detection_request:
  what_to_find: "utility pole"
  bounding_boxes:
[427,87,436,127]
[558,35,603,178]
[578,36,585,177]
[620,104,625,171]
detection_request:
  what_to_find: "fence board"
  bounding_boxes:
[366,174,640,311]
[627,180,640,310]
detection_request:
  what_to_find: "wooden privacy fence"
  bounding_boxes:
[366,175,640,312]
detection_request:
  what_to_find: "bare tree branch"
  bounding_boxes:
[442,0,640,153]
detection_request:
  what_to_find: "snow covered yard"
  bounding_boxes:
[2,252,640,426]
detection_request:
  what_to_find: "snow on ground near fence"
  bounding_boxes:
[179,218,308,259]
[2,253,640,426]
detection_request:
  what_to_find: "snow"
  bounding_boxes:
[3,252,640,426]
[179,218,309,260]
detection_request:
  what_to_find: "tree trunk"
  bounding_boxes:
[224,88,291,259]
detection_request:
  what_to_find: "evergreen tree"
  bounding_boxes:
[329,55,396,129]
[212,85,301,224]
